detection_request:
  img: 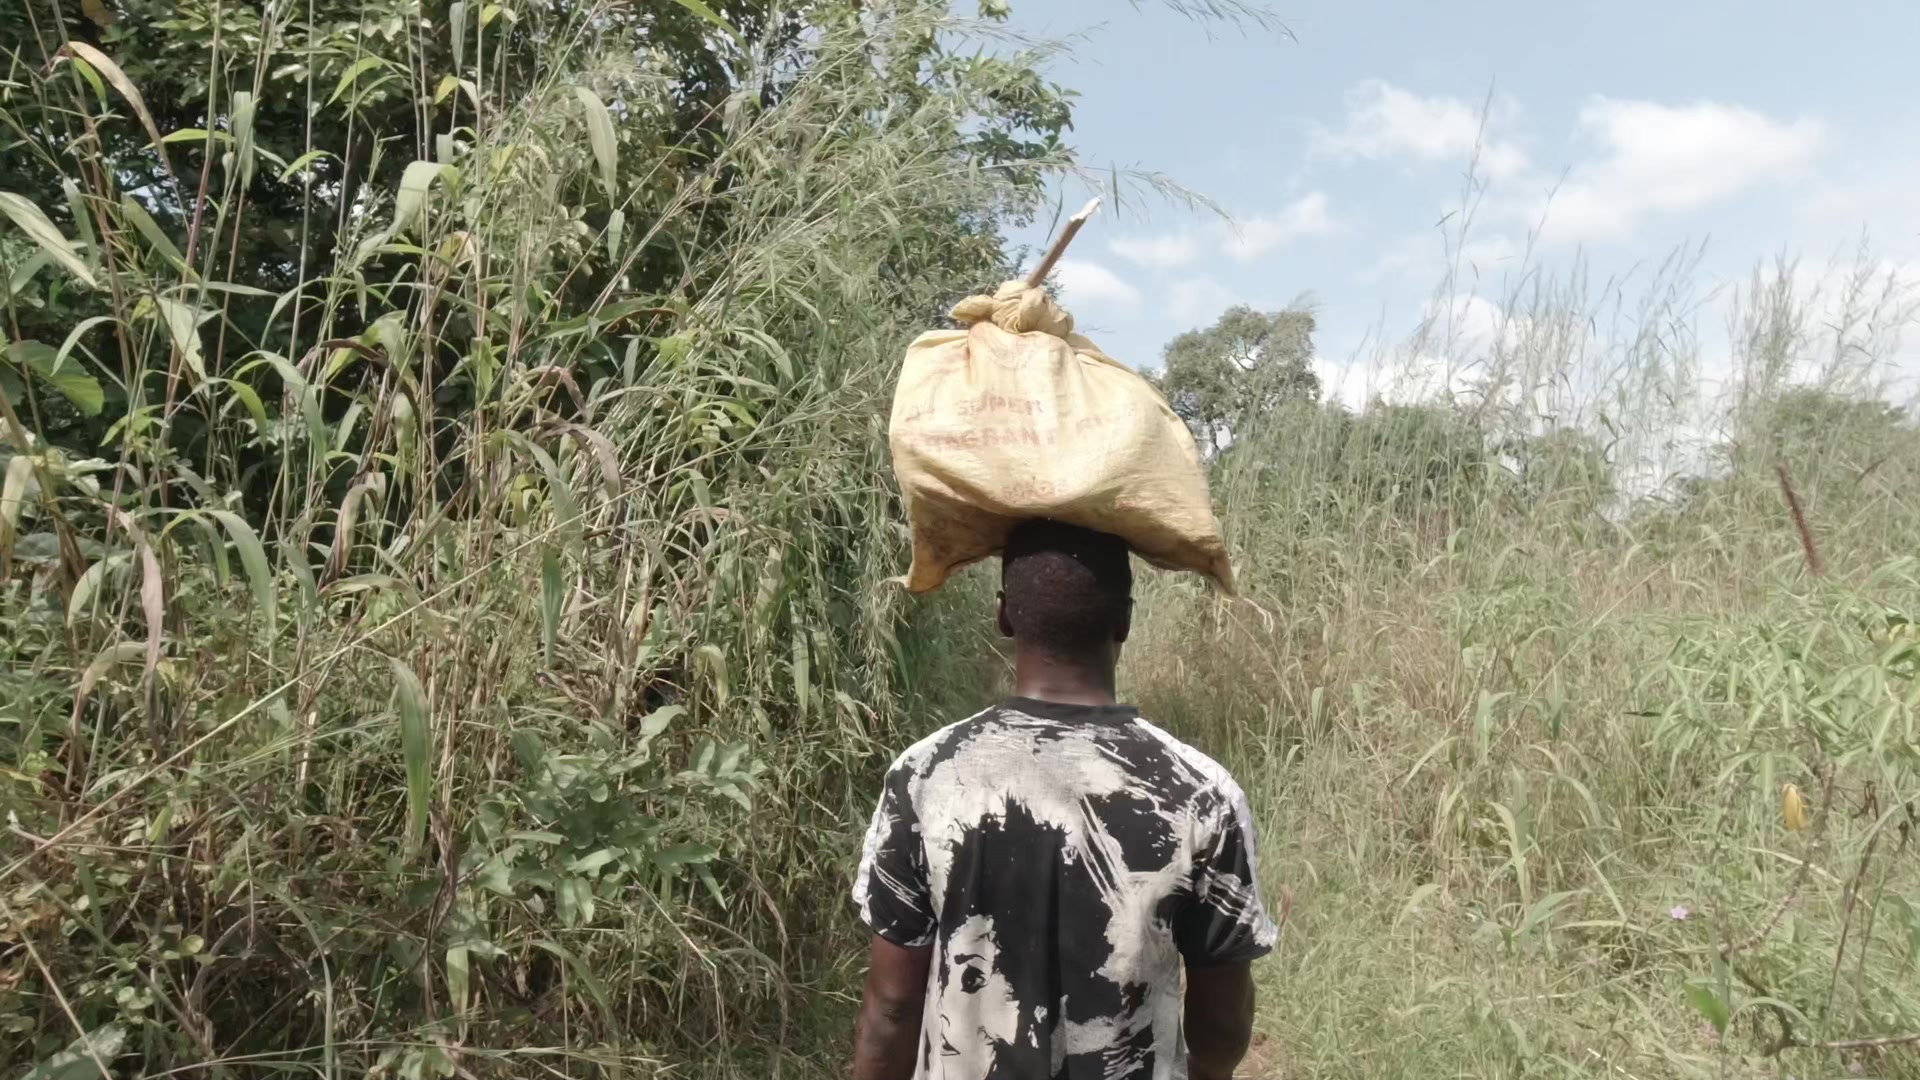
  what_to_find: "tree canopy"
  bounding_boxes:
[1153,304,1320,451]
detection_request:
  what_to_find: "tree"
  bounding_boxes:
[1154,304,1320,451]
[1,0,1073,505]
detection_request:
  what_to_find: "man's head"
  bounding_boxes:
[997,519,1133,658]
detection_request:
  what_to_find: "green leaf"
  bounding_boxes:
[738,327,793,383]
[790,632,809,718]
[695,642,727,705]
[476,854,513,895]
[389,657,434,855]
[654,842,718,870]
[1684,981,1729,1035]
[230,90,257,186]
[4,252,49,299]
[566,848,620,874]
[696,864,727,906]
[450,2,468,68]
[1394,882,1440,929]
[1516,889,1580,941]
[151,296,207,381]
[637,704,683,740]
[160,127,224,144]
[19,1023,127,1080]
[445,944,470,1015]
[277,149,335,184]
[666,0,737,39]
[233,352,326,449]
[75,640,146,706]
[0,191,95,286]
[541,544,563,667]
[606,207,624,259]
[61,178,96,255]
[120,196,194,277]
[573,87,617,197]
[67,552,129,625]
[181,513,229,585]
[52,314,117,378]
[1,453,35,567]
[205,509,276,639]
[219,377,268,432]
[1473,689,1508,765]
[510,730,546,772]
[66,53,108,108]
[6,339,103,415]
[392,160,460,238]
[513,437,581,548]
[530,939,612,1019]
[328,56,389,106]
[189,280,277,299]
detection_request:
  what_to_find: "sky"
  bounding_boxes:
[998,0,1920,409]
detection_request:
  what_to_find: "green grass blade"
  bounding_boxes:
[0,191,95,286]
[541,544,562,668]
[573,87,617,197]
[205,509,276,640]
[388,657,433,855]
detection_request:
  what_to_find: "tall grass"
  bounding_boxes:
[1125,232,1920,1077]
[2,3,1054,1074]
[7,1,1918,1076]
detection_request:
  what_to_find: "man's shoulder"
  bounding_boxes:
[1126,716,1253,807]
[882,707,997,778]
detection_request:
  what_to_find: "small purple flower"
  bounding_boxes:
[1670,904,1691,921]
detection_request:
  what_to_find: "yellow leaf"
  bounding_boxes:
[54,42,173,178]
[1782,782,1807,832]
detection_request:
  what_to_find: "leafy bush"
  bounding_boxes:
[1,1,1069,1073]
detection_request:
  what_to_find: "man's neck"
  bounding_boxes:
[1011,647,1117,707]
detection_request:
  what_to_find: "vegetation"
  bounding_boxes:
[3,1,1917,1078]
[1153,304,1321,454]
[3,1,1070,1074]
[1137,248,1920,1079]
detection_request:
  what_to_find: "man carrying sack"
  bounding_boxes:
[849,204,1281,1080]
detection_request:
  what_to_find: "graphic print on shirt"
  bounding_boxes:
[853,700,1277,1080]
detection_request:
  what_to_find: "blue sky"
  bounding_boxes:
[1002,0,1920,404]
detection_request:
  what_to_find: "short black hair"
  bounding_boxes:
[1000,519,1132,653]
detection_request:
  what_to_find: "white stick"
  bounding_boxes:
[1024,197,1103,289]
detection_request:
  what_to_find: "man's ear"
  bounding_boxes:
[1115,597,1133,645]
[997,592,1014,639]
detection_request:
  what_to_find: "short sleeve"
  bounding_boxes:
[851,761,937,947]
[1174,781,1278,967]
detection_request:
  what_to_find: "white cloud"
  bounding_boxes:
[1109,232,1204,270]
[1224,192,1340,262]
[1798,164,1920,256]
[1314,80,1529,180]
[1050,258,1142,308]
[1168,277,1240,323]
[1439,294,1510,349]
[1364,230,1525,283]
[1110,191,1341,270]
[1529,99,1823,244]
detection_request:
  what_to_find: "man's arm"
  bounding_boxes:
[852,934,933,1080]
[1185,961,1255,1080]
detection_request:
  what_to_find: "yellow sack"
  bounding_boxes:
[889,280,1233,594]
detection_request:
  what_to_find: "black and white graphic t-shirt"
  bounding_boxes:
[852,698,1277,1080]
